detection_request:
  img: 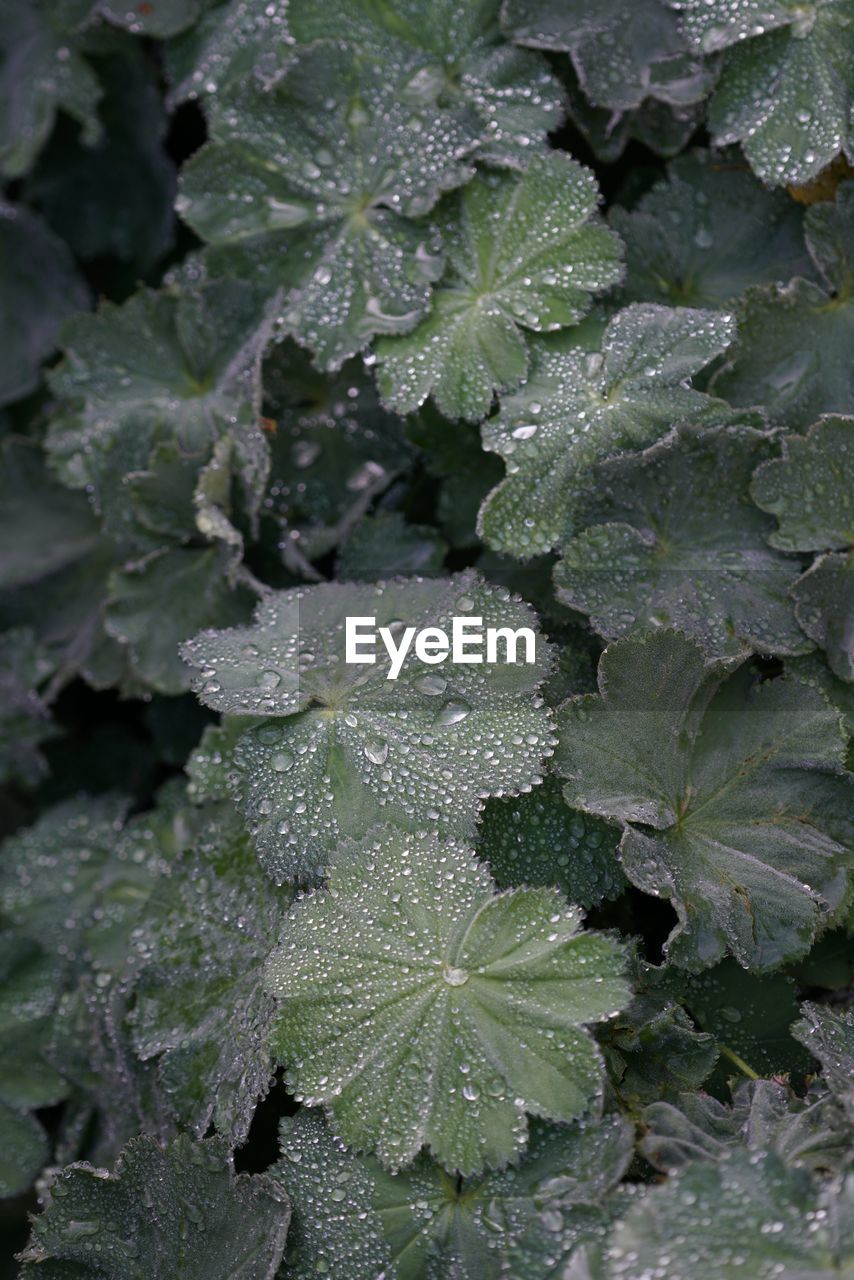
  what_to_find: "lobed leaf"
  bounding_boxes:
[478,304,734,557]
[376,154,623,421]
[555,631,852,971]
[181,570,556,881]
[554,422,810,660]
[266,825,630,1173]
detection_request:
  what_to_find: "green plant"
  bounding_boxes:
[1,2,852,1277]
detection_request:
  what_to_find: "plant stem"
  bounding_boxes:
[718,1043,760,1080]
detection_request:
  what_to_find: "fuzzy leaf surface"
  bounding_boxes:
[479,304,734,556]
[266,826,629,1173]
[376,154,623,421]
[555,632,852,971]
[181,570,555,881]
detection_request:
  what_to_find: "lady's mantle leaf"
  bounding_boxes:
[0,0,101,180]
[611,148,815,308]
[670,0,854,186]
[555,631,852,972]
[792,1002,854,1124]
[641,1078,853,1176]
[0,201,90,409]
[19,1134,290,1278]
[180,570,556,881]
[129,808,291,1145]
[712,184,854,428]
[98,0,207,37]
[503,0,713,111]
[753,416,854,681]
[791,553,854,683]
[178,40,477,370]
[554,422,810,661]
[605,1149,853,1279]
[286,0,566,168]
[266,826,630,1174]
[376,154,623,421]
[272,1109,632,1279]
[751,416,854,552]
[0,627,58,787]
[478,775,625,908]
[0,1103,48,1200]
[478,304,734,557]
[46,265,277,496]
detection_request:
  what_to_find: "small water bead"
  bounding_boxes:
[433,699,472,727]
[414,673,447,696]
[271,751,295,773]
[443,965,469,987]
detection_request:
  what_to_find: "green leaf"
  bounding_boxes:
[376,154,624,421]
[603,995,718,1109]
[503,0,713,110]
[712,185,854,428]
[0,794,152,968]
[553,422,810,660]
[178,40,477,369]
[562,61,706,161]
[0,0,101,179]
[792,552,854,683]
[19,1134,291,1278]
[0,201,90,408]
[286,0,566,168]
[267,825,630,1173]
[180,570,556,882]
[272,1109,633,1279]
[555,631,852,971]
[611,148,815,308]
[0,437,98,593]
[641,1078,854,1176]
[0,1103,48,1200]
[46,266,277,496]
[104,546,256,696]
[671,0,854,186]
[23,32,177,270]
[751,416,854,552]
[792,1001,854,1124]
[338,512,448,581]
[129,807,290,1145]
[604,1149,853,1279]
[478,775,625,908]
[786,652,854,738]
[0,627,58,787]
[98,0,207,37]
[478,304,735,557]
[0,935,69,1112]
[663,959,813,1079]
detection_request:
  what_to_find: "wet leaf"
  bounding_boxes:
[751,416,854,553]
[266,825,630,1173]
[611,148,815,308]
[478,775,625,908]
[129,806,290,1144]
[671,0,854,186]
[555,631,852,971]
[554,422,810,660]
[792,1002,854,1124]
[504,0,713,111]
[376,154,623,421]
[272,1108,633,1279]
[0,0,101,180]
[180,570,556,881]
[19,1133,291,1278]
[712,184,854,427]
[286,0,566,167]
[479,304,734,557]
[178,40,478,369]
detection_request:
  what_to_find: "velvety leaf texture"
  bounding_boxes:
[555,631,852,971]
[266,826,630,1173]
[376,153,624,421]
[18,1134,291,1278]
[479,304,735,556]
[180,570,556,880]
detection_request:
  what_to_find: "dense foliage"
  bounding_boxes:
[1,1,852,1276]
